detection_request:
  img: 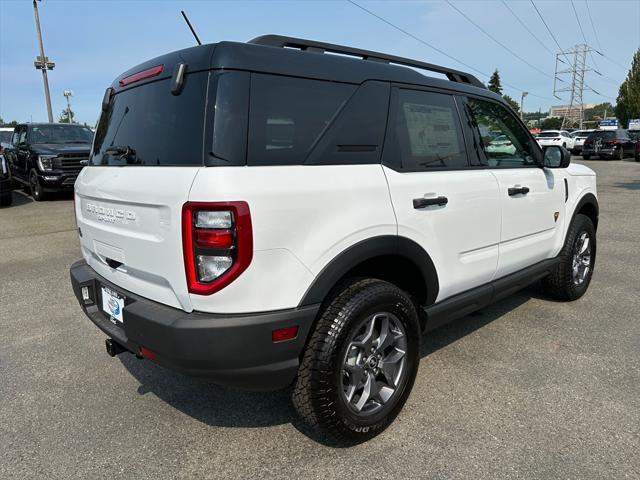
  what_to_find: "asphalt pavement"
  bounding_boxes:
[1,159,639,479]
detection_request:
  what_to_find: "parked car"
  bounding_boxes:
[570,129,595,154]
[69,35,598,442]
[4,123,93,200]
[628,131,640,161]
[486,134,516,155]
[582,129,636,160]
[536,130,574,150]
[0,152,12,206]
[0,127,13,150]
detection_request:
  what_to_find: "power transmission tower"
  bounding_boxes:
[553,44,598,129]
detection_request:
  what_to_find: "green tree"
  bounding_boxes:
[487,69,503,95]
[503,94,520,114]
[615,49,640,128]
[541,117,562,129]
[59,108,75,124]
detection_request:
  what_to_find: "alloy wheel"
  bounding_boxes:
[572,231,591,285]
[341,312,408,415]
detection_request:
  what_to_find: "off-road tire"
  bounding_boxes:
[293,278,420,443]
[542,214,596,301]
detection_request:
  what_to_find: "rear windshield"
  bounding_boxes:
[29,124,93,144]
[587,131,615,140]
[91,71,208,166]
[538,131,559,138]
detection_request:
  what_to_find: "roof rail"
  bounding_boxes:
[249,35,485,89]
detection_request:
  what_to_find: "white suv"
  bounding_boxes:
[70,36,598,442]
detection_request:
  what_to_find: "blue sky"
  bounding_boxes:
[1,0,638,124]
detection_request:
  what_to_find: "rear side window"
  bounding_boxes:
[383,88,467,171]
[92,71,209,166]
[247,74,356,166]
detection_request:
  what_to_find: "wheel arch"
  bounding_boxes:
[572,192,599,231]
[298,235,439,309]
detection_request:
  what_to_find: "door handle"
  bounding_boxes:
[508,186,530,196]
[413,196,448,209]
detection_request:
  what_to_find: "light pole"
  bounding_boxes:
[32,0,55,123]
[520,91,528,120]
[63,90,73,123]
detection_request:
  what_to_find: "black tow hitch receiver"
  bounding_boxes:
[105,338,126,357]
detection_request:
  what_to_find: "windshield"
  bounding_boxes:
[588,131,615,140]
[29,124,94,144]
[92,71,208,166]
[538,131,559,138]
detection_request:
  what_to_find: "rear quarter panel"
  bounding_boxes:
[187,165,396,313]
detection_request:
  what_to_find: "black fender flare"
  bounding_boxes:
[571,192,599,230]
[298,235,439,307]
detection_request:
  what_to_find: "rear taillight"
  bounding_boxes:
[606,139,619,145]
[182,201,253,295]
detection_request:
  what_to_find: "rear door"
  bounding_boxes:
[460,96,565,278]
[75,70,210,311]
[382,87,501,302]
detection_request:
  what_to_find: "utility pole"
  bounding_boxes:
[520,91,528,120]
[553,44,600,130]
[63,90,73,123]
[32,0,55,123]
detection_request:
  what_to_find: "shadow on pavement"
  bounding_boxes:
[118,284,541,446]
[613,181,640,190]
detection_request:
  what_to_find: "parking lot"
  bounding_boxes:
[1,158,638,479]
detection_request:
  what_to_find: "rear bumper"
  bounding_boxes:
[70,260,319,390]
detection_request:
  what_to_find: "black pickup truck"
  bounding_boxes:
[4,123,93,201]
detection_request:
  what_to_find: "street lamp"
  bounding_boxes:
[63,90,73,123]
[520,91,528,120]
[32,0,55,123]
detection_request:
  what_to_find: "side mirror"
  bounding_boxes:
[543,145,571,168]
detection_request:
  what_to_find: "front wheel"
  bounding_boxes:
[543,214,596,301]
[293,278,420,443]
[29,169,47,201]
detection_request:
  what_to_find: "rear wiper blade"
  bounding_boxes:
[104,145,140,164]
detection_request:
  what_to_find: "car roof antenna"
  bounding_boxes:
[181,10,202,46]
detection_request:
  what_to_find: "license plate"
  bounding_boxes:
[102,286,125,323]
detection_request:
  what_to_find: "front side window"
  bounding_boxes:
[462,97,538,167]
[383,89,467,171]
[247,74,355,166]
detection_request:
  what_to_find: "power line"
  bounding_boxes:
[584,0,602,50]
[345,0,555,101]
[570,0,601,75]
[500,0,554,56]
[583,0,628,72]
[346,0,489,79]
[445,0,553,80]
[530,0,571,65]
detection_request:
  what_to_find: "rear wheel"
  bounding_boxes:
[293,278,420,443]
[543,214,596,301]
[0,192,12,207]
[29,169,46,201]
[582,155,591,160]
